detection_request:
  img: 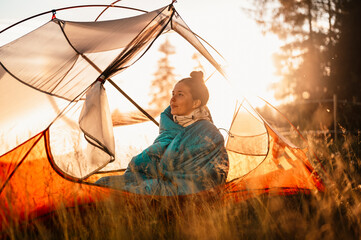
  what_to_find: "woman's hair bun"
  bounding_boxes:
[178,70,209,106]
[190,71,204,82]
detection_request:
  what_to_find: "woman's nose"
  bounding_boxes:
[170,96,175,102]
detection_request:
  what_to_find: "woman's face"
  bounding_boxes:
[170,82,199,116]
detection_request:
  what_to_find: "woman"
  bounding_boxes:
[96,71,229,195]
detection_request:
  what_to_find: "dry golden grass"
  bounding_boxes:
[2,132,361,240]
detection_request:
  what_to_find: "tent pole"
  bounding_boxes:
[107,79,160,127]
[0,5,148,34]
[78,53,159,127]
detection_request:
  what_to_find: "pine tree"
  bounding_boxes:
[250,0,330,101]
[149,38,176,110]
[192,52,205,73]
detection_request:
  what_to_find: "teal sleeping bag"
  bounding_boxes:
[96,106,229,196]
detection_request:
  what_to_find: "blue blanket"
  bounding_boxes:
[96,106,229,196]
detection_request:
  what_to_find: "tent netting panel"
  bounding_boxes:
[224,100,325,201]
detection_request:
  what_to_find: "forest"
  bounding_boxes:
[248,0,361,133]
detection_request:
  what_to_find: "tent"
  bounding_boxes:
[0,3,325,229]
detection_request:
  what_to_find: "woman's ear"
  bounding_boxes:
[192,99,201,109]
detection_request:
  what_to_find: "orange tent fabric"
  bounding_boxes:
[0,130,115,229]
[224,125,325,202]
[0,127,325,229]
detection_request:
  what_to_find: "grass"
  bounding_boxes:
[2,131,361,240]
